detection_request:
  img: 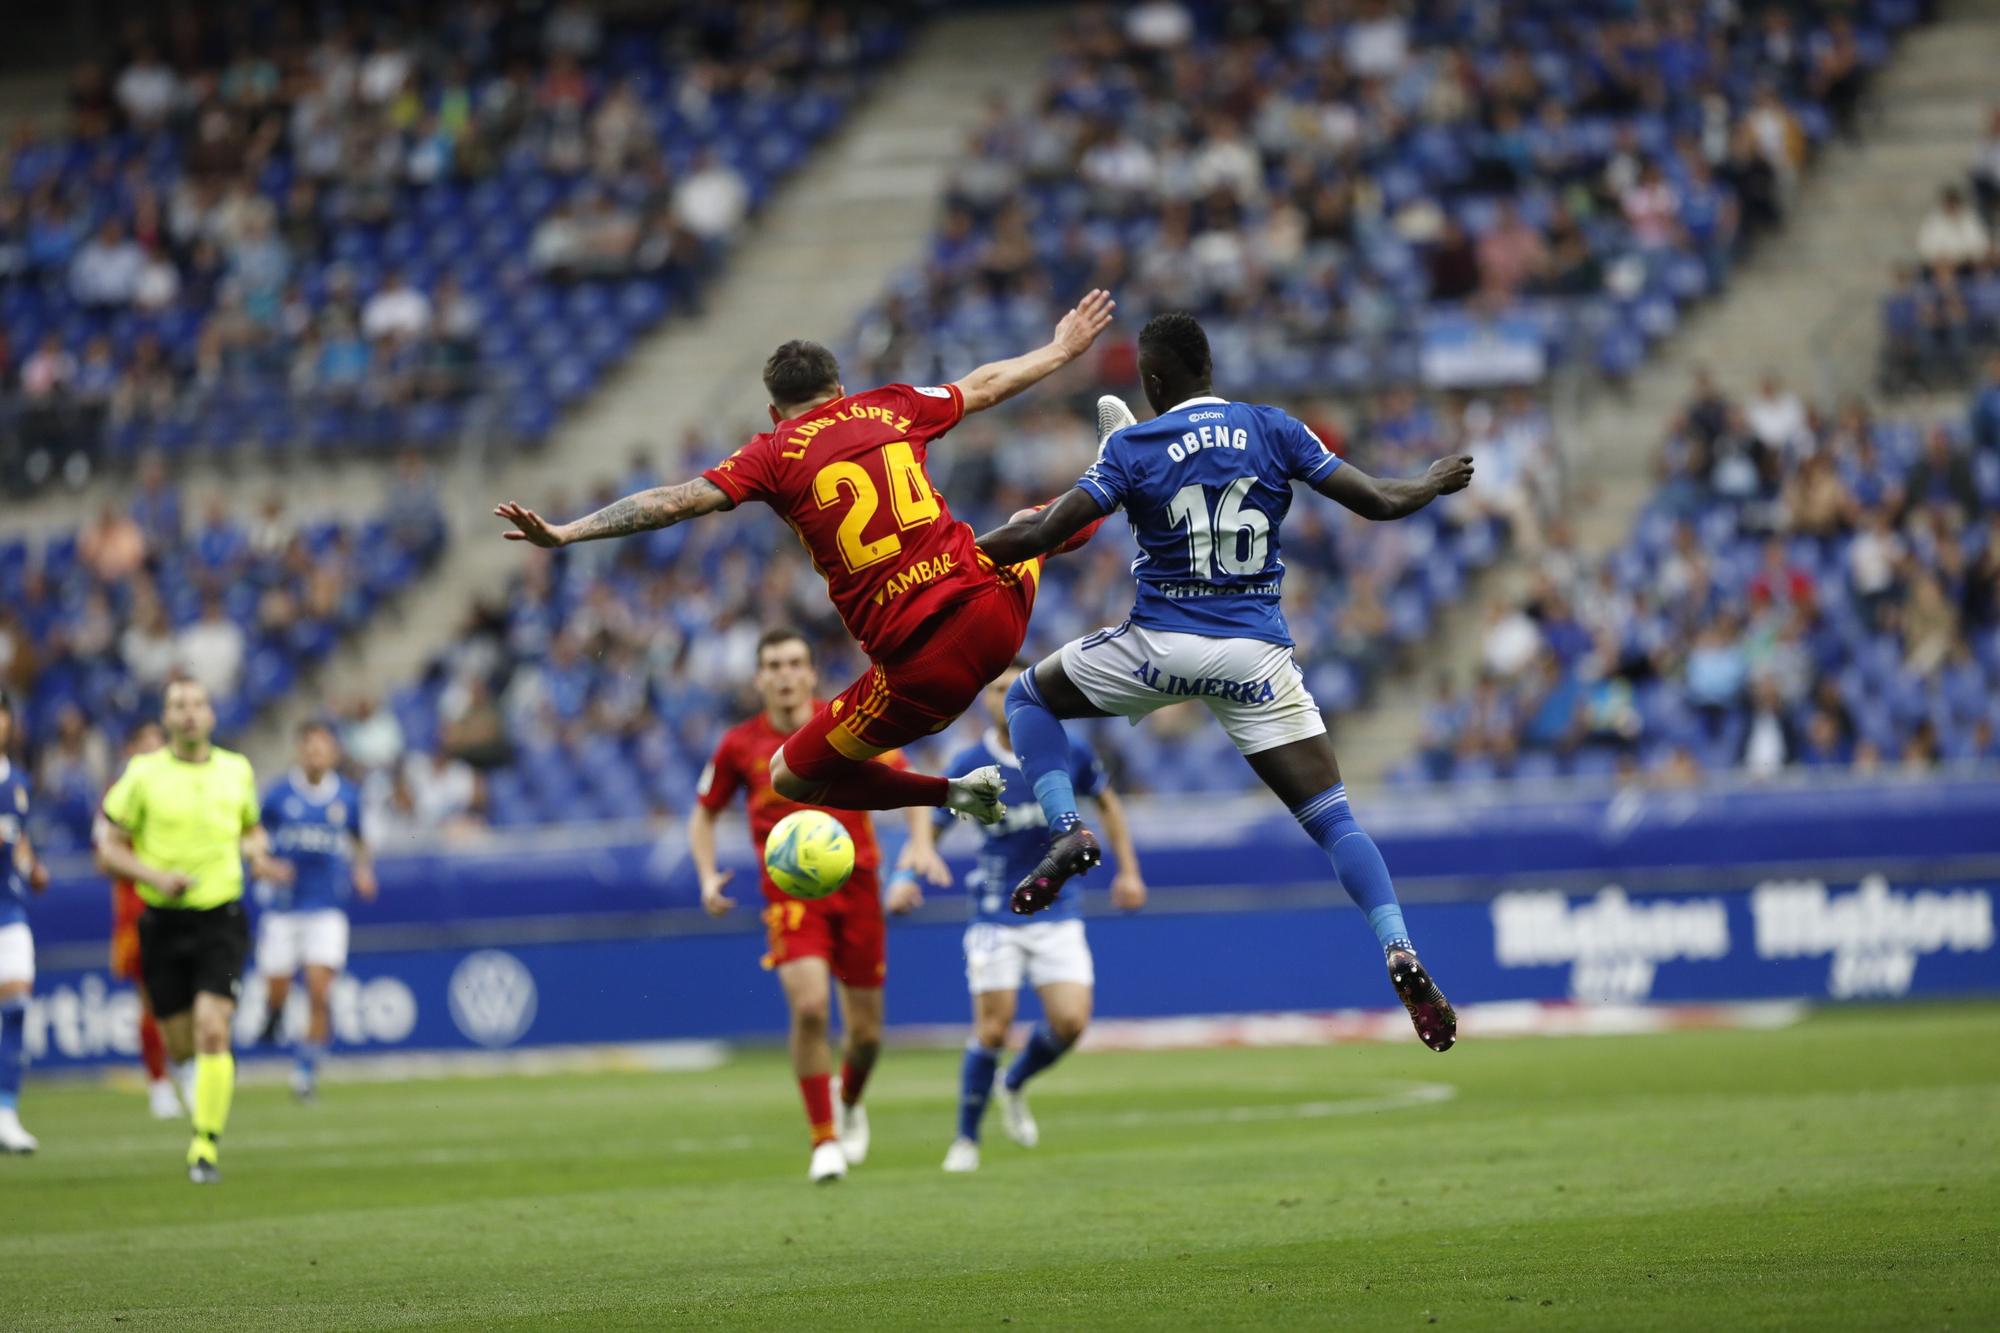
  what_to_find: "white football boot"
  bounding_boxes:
[997,1082,1039,1148]
[942,1138,981,1173]
[808,1140,847,1184]
[1096,394,1136,446]
[0,1107,39,1154]
[835,1100,869,1167]
[945,766,1006,825]
[148,1078,183,1120]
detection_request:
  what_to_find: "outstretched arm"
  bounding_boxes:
[975,490,1105,566]
[1313,454,1474,521]
[953,289,1116,415]
[495,477,732,548]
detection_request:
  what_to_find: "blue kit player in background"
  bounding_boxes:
[891,662,1145,1174]
[255,721,377,1100]
[0,691,51,1153]
[976,312,1474,1053]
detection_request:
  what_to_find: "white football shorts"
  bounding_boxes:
[1060,622,1326,755]
[0,922,33,986]
[257,909,351,976]
[964,919,1095,995]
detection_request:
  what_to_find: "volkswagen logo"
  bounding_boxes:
[447,950,537,1047]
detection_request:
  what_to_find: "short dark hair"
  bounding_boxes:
[756,626,812,665]
[298,718,337,740]
[1138,311,1212,383]
[762,340,841,412]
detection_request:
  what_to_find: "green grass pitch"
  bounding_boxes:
[3,1003,1995,1330]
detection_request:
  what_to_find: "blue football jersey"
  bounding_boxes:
[0,759,29,928]
[259,771,363,912]
[938,731,1104,925]
[1076,396,1342,646]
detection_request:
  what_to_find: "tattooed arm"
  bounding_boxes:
[494,477,733,548]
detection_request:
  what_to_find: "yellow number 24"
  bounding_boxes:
[811,442,941,573]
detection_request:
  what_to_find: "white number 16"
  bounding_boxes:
[1165,478,1268,577]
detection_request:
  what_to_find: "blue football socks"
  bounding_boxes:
[1291,783,1414,955]
[0,996,26,1112]
[1005,671,1080,833]
[1004,1022,1074,1091]
[957,1043,1001,1142]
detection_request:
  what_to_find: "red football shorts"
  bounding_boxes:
[788,560,1041,773]
[760,868,886,989]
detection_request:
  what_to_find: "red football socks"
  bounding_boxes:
[799,1073,836,1145]
[139,1010,167,1082]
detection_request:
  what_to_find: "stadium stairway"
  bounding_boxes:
[1332,0,2000,789]
[234,6,1068,776]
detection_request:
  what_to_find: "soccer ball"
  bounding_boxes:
[764,809,856,900]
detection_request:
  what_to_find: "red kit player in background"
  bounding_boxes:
[688,628,950,1183]
[495,289,1115,822]
[106,720,180,1120]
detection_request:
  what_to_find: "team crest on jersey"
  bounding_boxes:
[285,797,304,819]
[11,788,23,815]
[328,800,347,827]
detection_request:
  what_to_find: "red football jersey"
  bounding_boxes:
[700,383,991,659]
[695,707,894,903]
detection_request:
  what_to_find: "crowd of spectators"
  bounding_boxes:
[3,452,447,851]
[1880,137,2000,390]
[846,0,1915,399]
[1399,367,2000,789]
[0,1,907,490]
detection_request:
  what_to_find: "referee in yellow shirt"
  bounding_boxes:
[94,675,291,1183]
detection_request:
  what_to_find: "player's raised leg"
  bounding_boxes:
[1003,656,1116,914]
[770,576,1057,823]
[1243,735,1455,1052]
[770,732,998,821]
[776,956,847,1183]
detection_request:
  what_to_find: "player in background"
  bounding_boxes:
[253,721,377,1101]
[689,628,950,1184]
[890,663,1145,1173]
[496,290,1116,826]
[976,312,1474,1052]
[95,676,289,1182]
[107,720,180,1118]
[0,691,52,1153]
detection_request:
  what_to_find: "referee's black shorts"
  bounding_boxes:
[137,901,250,1018]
